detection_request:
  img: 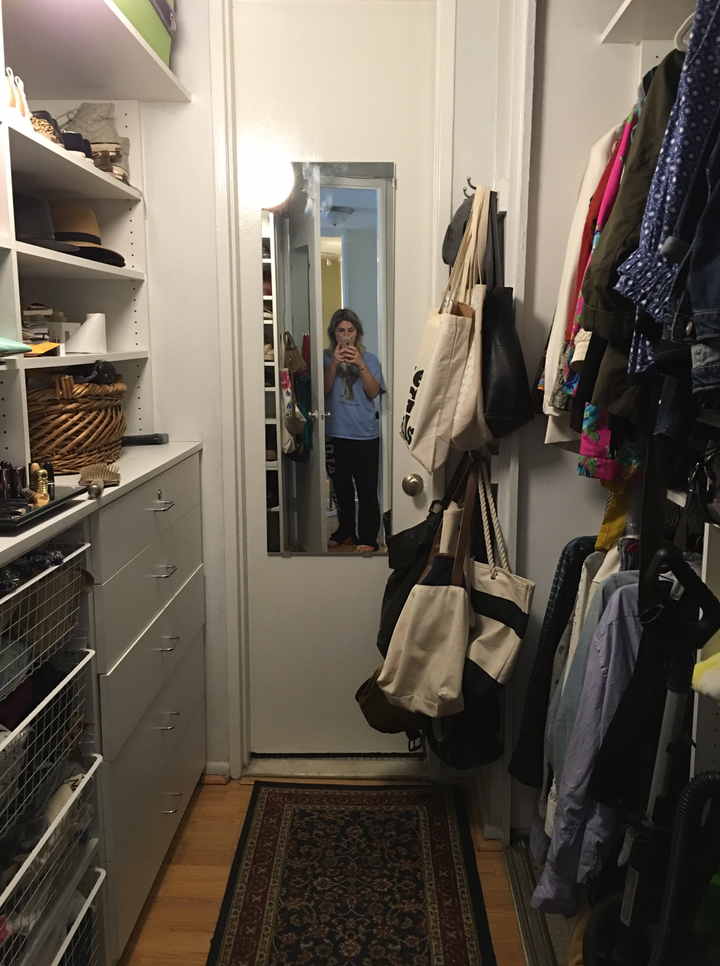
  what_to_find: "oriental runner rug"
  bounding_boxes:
[206,782,496,966]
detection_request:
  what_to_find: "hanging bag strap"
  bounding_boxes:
[482,191,505,293]
[424,458,481,583]
[441,188,491,311]
[477,461,510,578]
[452,459,481,585]
[441,452,473,510]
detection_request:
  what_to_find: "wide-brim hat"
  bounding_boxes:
[49,201,126,267]
[13,194,80,254]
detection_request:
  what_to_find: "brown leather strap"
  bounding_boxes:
[421,455,479,582]
[442,453,472,510]
[452,458,480,586]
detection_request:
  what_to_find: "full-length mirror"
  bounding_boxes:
[263,163,394,554]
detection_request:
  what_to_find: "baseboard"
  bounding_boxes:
[204,761,231,780]
[200,773,229,784]
[242,756,429,780]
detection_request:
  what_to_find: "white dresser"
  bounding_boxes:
[0,442,205,966]
[90,450,205,960]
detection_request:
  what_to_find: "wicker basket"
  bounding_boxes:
[26,373,127,473]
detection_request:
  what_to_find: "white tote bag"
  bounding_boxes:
[451,190,493,451]
[400,188,492,471]
[378,462,478,717]
[399,301,473,473]
[467,462,535,687]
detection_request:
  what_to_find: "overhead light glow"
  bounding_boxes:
[238,144,295,209]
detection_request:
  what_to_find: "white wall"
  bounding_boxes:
[509,0,638,827]
[345,228,379,358]
[140,2,231,772]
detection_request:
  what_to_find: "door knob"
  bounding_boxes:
[402,474,424,496]
[308,411,331,419]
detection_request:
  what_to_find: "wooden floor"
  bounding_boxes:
[118,777,526,966]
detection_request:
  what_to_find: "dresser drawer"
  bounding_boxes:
[93,503,202,672]
[90,454,200,582]
[99,566,205,760]
[102,629,204,859]
[105,697,205,960]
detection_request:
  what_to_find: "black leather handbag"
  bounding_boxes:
[481,193,534,438]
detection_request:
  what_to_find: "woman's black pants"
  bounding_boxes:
[326,436,380,548]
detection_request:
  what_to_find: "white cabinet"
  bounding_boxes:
[91,452,205,962]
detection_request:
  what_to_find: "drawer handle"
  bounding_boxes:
[161,792,183,815]
[152,565,177,579]
[154,636,181,652]
[153,500,176,513]
[157,711,181,731]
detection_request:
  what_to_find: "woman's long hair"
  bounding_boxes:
[327,308,366,355]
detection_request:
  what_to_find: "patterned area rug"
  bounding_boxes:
[207,782,497,966]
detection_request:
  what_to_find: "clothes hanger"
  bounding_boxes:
[674,12,694,51]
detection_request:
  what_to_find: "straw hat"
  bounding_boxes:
[49,201,125,267]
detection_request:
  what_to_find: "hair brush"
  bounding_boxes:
[79,463,121,498]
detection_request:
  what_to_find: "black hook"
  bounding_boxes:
[467,176,477,191]
[463,187,472,198]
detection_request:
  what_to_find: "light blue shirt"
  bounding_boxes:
[323,350,386,440]
[532,584,642,916]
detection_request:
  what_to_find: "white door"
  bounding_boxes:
[233,0,438,758]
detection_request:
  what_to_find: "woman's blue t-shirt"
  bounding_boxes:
[323,350,386,440]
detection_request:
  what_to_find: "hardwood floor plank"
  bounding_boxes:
[119,778,525,966]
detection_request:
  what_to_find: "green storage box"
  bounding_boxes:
[111,0,176,67]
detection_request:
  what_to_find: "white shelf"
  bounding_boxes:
[263,295,274,301]
[267,506,280,513]
[15,242,145,280]
[266,461,279,470]
[264,386,275,392]
[2,0,190,103]
[601,0,696,43]
[2,350,149,370]
[8,124,143,203]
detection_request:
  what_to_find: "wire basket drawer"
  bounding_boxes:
[46,867,105,966]
[0,546,92,707]
[0,651,94,844]
[0,755,101,966]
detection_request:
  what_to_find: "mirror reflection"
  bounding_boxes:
[263,163,394,555]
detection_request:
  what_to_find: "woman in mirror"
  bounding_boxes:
[323,308,386,552]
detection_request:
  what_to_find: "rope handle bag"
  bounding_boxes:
[466,461,535,689]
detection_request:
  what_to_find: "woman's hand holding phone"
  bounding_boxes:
[342,344,361,366]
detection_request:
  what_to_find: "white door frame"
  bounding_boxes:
[209,0,536,793]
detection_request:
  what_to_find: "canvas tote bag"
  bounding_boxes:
[378,461,479,718]
[465,461,535,694]
[400,189,491,473]
[451,189,494,451]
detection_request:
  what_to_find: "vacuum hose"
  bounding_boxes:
[649,770,720,966]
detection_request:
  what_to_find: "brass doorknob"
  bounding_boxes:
[402,474,424,497]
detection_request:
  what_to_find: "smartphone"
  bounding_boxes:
[340,336,355,347]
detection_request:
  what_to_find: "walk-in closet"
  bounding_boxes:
[0,1,715,965]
